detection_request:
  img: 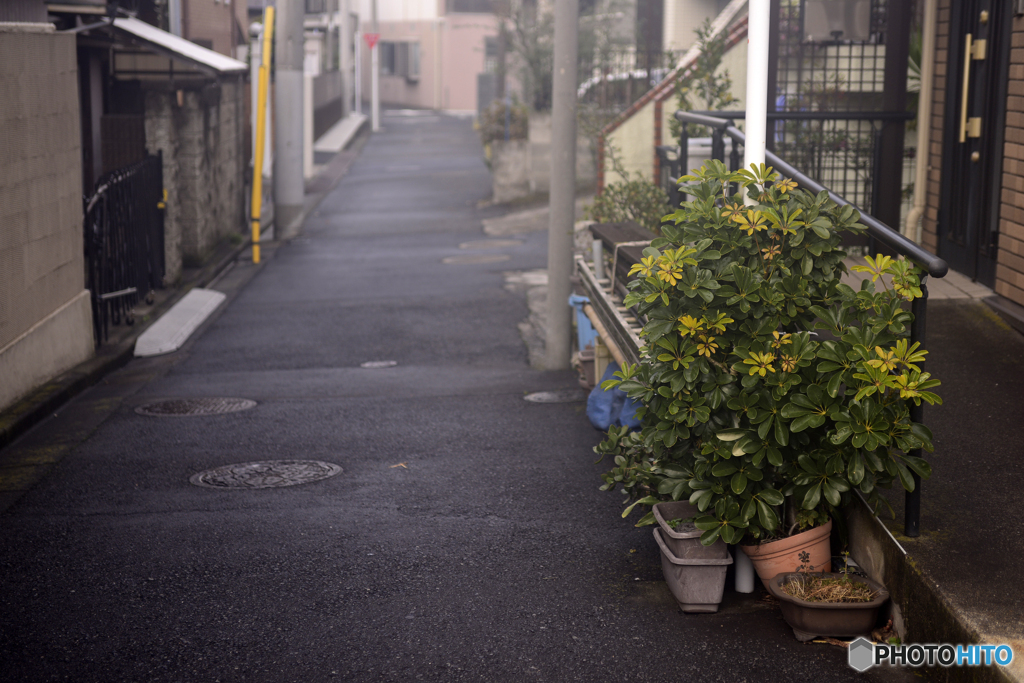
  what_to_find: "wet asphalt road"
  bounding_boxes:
[0,112,914,682]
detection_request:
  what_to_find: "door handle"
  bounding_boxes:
[960,33,986,142]
[960,33,973,142]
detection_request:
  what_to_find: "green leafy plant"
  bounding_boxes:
[586,145,670,233]
[478,97,529,145]
[669,19,739,140]
[596,160,940,544]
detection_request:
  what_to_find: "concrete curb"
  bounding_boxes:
[847,497,1018,683]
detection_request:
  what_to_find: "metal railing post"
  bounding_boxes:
[678,123,690,202]
[727,119,741,196]
[711,126,725,163]
[905,276,928,538]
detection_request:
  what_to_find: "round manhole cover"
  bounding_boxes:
[360,360,398,368]
[190,460,343,489]
[458,239,524,250]
[524,389,589,403]
[442,254,511,265]
[136,398,257,417]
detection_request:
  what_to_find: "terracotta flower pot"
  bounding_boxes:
[740,520,832,589]
[652,501,729,560]
[768,572,890,642]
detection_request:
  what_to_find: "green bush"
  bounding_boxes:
[478,98,529,145]
[585,179,670,234]
[596,161,939,544]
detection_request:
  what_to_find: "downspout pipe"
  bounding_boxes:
[905,0,937,243]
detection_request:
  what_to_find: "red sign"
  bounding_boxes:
[364,33,380,49]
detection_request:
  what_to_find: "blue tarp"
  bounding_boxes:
[586,363,642,431]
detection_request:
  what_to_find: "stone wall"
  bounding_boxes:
[487,113,597,204]
[0,24,94,411]
[143,78,246,282]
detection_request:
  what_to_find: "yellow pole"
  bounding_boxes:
[250,6,275,264]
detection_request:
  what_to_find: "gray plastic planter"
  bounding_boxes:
[654,528,733,613]
[652,501,729,560]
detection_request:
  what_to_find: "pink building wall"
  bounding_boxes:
[360,13,498,111]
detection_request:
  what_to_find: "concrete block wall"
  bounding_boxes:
[143,79,246,283]
[0,25,94,412]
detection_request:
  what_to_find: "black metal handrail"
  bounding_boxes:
[678,110,917,122]
[673,110,946,538]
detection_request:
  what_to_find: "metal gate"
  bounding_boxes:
[83,153,165,345]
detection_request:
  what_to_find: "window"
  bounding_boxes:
[447,0,494,13]
[380,41,420,81]
[484,36,498,74]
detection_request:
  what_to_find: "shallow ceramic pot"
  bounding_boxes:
[768,572,890,642]
[652,501,729,560]
[653,528,733,613]
[740,520,833,589]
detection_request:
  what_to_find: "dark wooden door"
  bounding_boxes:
[938,0,1012,286]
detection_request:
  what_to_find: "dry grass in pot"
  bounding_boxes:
[781,575,878,603]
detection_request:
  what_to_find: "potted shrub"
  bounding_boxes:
[768,552,890,641]
[595,160,941,585]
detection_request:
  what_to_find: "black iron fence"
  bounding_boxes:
[83,152,165,345]
[662,110,915,228]
[670,110,948,539]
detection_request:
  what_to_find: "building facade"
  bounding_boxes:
[922,0,1024,318]
[358,0,499,111]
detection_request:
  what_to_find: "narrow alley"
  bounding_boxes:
[0,112,914,682]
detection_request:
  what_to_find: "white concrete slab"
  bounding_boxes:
[313,112,368,154]
[134,288,226,357]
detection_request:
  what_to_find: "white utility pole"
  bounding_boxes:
[274,0,306,237]
[544,0,579,370]
[743,0,770,206]
[354,20,362,114]
[731,0,772,596]
[371,0,380,131]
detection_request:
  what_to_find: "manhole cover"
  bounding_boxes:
[524,389,589,403]
[136,398,257,417]
[458,239,524,250]
[442,254,510,265]
[360,360,398,368]
[190,460,343,489]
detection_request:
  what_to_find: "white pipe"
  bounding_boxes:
[371,44,380,130]
[168,0,182,36]
[734,547,755,593]
[371,0,380,131]
[743,0,771,206]
[905,0,937,244]
[354,26,361,114]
